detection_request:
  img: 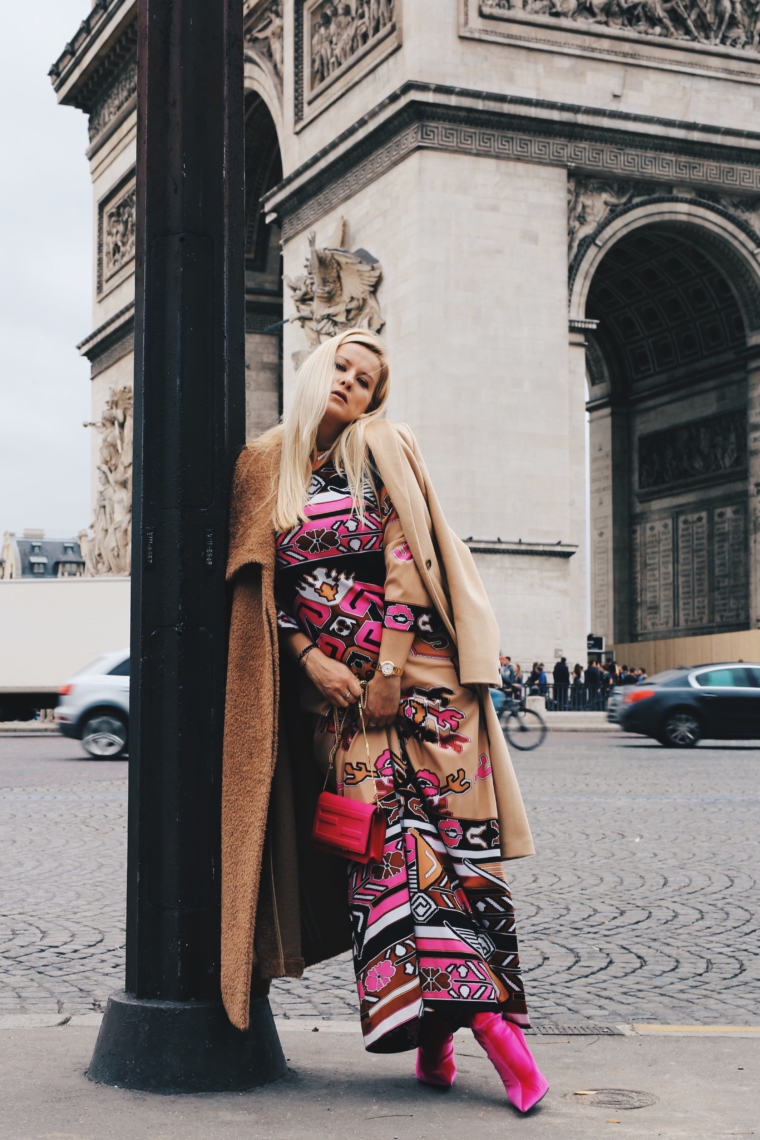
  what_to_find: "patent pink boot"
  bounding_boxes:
[470,1012,549,1111]
[415,1014,456,1089]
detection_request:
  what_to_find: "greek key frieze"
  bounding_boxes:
[277,106,760,240]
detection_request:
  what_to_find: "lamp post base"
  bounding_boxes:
[88,991,287,1092]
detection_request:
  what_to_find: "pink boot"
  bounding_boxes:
[415,1014,456,1089]
[470,1013,549,1112]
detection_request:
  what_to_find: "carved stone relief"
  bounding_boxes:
[285,219,384,358]
[82,387,133,577]
[88,55,137,143]
[638,410,747,490]
[309,0,396,91]
[567,175,760,265]
[100,183,136,291]
[482,0,760,51]
[246,1,284,78]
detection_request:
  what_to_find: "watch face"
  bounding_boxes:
[381,662,392,676]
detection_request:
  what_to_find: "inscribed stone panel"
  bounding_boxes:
[641,518,674,633]
[677,512,709,629]
[714,504,749,625]
[631,524,642,638]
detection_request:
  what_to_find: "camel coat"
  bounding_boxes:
[221,420,534,1031]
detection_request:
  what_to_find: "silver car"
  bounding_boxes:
[55,649,130,758]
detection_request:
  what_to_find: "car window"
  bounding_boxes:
[693,667,752,688]
[648,669,688,686]
[746,667,760,688]
[108,657,130,677]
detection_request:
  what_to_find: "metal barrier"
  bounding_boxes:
[506,682,613,711]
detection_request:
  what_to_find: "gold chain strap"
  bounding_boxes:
[324,680,378,805]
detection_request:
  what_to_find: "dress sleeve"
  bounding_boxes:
[380,486,438,635]
[276,602,300,633]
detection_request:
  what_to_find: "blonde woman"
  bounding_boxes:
[221,329,548,1111]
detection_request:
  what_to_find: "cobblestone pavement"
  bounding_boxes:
[1,731,758,1024]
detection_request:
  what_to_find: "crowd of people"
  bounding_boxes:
[497,655,648,709]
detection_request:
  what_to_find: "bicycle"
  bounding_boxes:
[493,688,547,751]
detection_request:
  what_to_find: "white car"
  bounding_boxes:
[55,649,130,758]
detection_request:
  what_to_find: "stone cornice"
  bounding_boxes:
[77,301,135,360]
[465,539,578,558]
[50,0,136,112]
[264,85,760,241]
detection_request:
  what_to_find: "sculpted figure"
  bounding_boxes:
[567,179,634,261]
[286,229,384,350]
[483,0,760,47]
[310,0,395,90]
[82,386,133,576]
[247,1,284,77]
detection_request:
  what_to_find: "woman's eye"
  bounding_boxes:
[359,377,368,388]
[335,361,346,372]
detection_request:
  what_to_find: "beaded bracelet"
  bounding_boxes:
[296,643,317,668]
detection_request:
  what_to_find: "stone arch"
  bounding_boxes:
[243,82,285,440]
[243,54,284,146]
[570,200,760,342]
[571,202,760,654]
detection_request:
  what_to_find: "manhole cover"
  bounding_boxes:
[572,1089,658,1110]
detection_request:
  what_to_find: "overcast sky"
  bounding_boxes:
[0,2,94,538]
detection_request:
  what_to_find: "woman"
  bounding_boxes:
[221,329,548,1111]
[571,663,584,710]
[512,661,523,701]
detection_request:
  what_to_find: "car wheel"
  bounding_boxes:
[660,711,701,748]
[81,714,128,758]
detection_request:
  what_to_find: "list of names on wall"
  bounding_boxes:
[633,500,749,637]
[642,519,674,632]
[714,504,748,624]
[678,512,709,628]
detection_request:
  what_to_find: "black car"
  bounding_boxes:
[617,663,760,747]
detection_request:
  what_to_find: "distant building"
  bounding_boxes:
[0,530,85,579]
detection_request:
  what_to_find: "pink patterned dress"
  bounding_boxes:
[276,460,529,1053]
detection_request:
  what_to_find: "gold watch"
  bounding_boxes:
[378,660,402,678]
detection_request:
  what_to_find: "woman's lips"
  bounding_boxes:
[332,390,348,404]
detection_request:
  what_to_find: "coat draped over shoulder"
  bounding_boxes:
[221,421,534,1030]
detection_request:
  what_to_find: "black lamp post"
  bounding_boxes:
[87,0,286,1092]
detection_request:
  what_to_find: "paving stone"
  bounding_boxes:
[0,733,757,1025]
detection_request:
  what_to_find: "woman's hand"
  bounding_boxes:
[303,648,363,708]
[364,673,401,729]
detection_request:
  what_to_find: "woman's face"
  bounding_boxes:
[320,341,382,438]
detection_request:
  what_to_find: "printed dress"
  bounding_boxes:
[276,460,529,1053]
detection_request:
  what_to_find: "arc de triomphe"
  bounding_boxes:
[51,0,760,669]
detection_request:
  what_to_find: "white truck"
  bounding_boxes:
[0,577,131,721]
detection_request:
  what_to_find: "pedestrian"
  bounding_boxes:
[512,661,523,699]
[552,655,570,710]
[500,653,516,688]
[620,664,637,686]
[571,662,584,708]
[584,659,601,708]
[537,662,548,696]
[221,329,548,1111]
[528,661,540,693]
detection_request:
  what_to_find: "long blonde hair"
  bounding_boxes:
[257,328,391,532]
